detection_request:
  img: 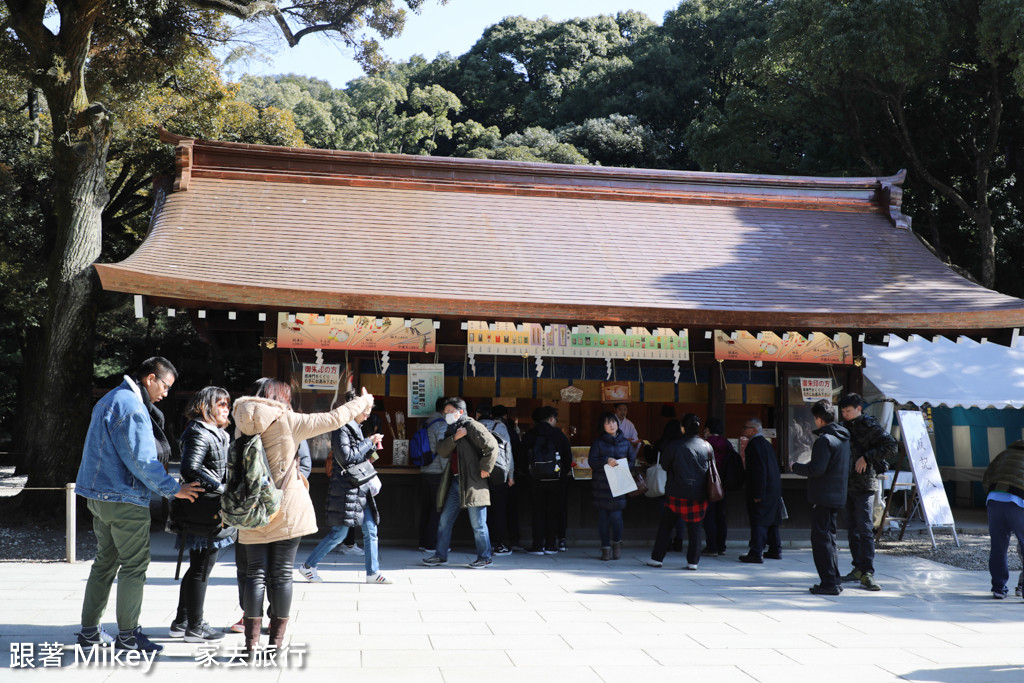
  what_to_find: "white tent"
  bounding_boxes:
[864,336,1024,409]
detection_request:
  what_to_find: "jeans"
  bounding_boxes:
[304,516,380,576]
[81,499,152,631]
[418,473,442,550]
[434,475,490,562]
[242,537,301,619]
[810,504,840,589]
[845,490,875,574]
[652,506,702,565]
[703,497,729,553]
[175,546,221,625]
[987,499,1024,593]
[597,508,624,547]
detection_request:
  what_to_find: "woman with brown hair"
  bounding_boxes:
[168,386,236,643]
[232,380,373,652]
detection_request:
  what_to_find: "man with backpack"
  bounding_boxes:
[422,397,500,568]
[521,406,573,555]
[414,397,448,553]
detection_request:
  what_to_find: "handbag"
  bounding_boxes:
[343,459,378,487]
[628,469,648,498]
[168,492,231,539]
[706,444,725,503]
[645,450,668,498]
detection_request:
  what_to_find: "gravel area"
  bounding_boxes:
[877,529,1022,572]
[0,521,98,563]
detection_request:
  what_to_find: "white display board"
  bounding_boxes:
[896,410,955,527]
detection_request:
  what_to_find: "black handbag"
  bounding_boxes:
[343,459,378,487]
[167,493,231,539]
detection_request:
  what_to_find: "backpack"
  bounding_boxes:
[220,434,283,530]
[529,432,561,481]
[409,418,443,466]
[482,421,510,473]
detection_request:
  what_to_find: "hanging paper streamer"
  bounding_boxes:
[672,359,680,384]
[380,350,390,375]
[314,348,324,365]
[469,353,477,377]
[606,357,613,380]
[535,355,544,378]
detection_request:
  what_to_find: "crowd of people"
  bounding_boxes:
[72,355,1024,657]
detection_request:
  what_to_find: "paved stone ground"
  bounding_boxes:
[2,527,1023,682]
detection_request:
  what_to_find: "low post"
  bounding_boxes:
[65,483,76,563]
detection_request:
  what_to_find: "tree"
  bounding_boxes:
[0,0,441,502]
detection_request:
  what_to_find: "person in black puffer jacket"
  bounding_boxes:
[298,392,390,584]
[792,400,850,595]
[646,414,711,570]
[838,393,897,591]
[170,386,236,644]
[588,412,635,560]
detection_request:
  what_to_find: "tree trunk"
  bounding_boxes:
[15,98,110,498]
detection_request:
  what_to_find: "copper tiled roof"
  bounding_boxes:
[94,135,1024,334]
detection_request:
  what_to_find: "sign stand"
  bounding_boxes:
[878,410,960,549]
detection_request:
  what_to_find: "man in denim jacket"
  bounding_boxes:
[75,357,201,652]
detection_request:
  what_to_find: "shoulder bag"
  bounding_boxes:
[645,450,667,498]
[706,443,725,503]
[344,459,378,487]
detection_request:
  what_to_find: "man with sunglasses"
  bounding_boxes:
[75,357,202,653]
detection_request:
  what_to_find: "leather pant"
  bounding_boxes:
[241,537,300,619]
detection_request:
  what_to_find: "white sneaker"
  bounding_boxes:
[366,573,393,584]
[685,563,699,571]
[341,545,365,556]
[297,563,322,582]
[645,559,663,568]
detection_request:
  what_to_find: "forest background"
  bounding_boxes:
[2,0,1023,500]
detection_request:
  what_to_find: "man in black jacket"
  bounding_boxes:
[792,400,850,595]
[839,393,897,592]
[739,418,783,563]
[520,406,573,554]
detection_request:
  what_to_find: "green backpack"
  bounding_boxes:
[221,434,283,529]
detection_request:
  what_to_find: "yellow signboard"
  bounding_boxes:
[277,314,436,352]
[714,330,852,365]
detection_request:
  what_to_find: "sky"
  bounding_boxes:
[228,0,682,88]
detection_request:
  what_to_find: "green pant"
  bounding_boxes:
[81,498,152,631]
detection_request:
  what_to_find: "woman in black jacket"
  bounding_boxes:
[646,413,711,570]
[169,386,235,643]
[298,393,389,584]
[588,412,634,561]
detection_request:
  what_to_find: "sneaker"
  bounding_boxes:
[701,546,719,557]
[298,563,322,583]
[229,616,245,633]
[840,569,863,583]
[422,548,436,554]
[860,573,882,592]
[76,626,115,647]
[493,545,513,556]
[543,548,559,555]
[422,555,447,566]
[115,627,164,652]
[809,584,842,596]
[366,573,393,584]
[168,619,187,638]
[994,589,1009,599]
[1016,585,1022,598]
[341,545,365,556]
[184,621,226,643]
[526,547,546,556]
[557,539,568,552]
[738,553,763,564]
[645,558,663,568]
[764,549,782,560]
[468,558,493,569]
[685,563,699,571]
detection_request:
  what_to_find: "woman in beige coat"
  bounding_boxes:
[232,380,373,652]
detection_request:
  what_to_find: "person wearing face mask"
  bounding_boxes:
[231,380,374,654]
[422,397,500,569]
[298,391,390,584]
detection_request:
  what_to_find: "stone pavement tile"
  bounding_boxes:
[488,621,619,636]
[690,633,830,650]
[430,634,568,651]
[421,609,544,623]
[300,634,432,650]
[644,647,793,667]
[777,647,936,666]
[568,634,703,651]
[359,620,494,636]
[905,647,1024,665]
[629,620,745,635]
[361,649,505,667]
[815,632,953,649]
[741,664,906,683]
[296,665,444,681]
[880,663,1024,682]
[594,665,762,683]
[440,665,603,683]
[506,648,656,667]
[932,632,1024,649]
[539,609,663,623]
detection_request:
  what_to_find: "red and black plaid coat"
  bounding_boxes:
[665,495,708,522]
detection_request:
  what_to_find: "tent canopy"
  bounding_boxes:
[864,336,1024,409]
